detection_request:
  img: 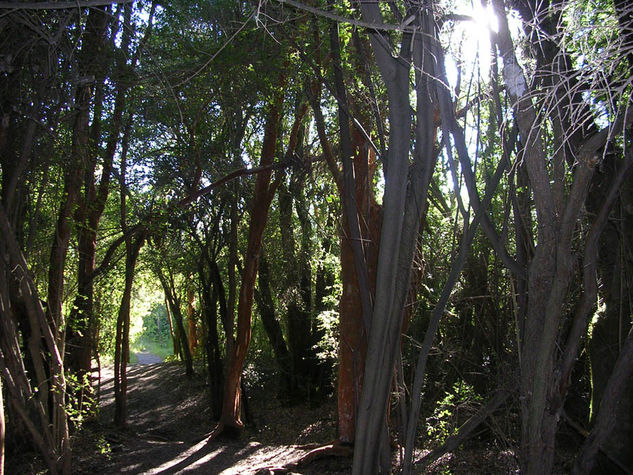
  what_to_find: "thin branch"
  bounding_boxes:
[276,0,418,33]
[0,0,133,9]
[177,161,290,208]
[415,390,510,471]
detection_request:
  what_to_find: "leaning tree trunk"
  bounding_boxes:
[158,269,194,377]
[217,80,286,431]
[0,205,70,474]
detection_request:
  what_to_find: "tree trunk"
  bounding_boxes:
[574,327,633,474]
[338,127,383,444]
[113,118,148,427]
[113,231,145,427]
[0,204,70,474]
[187,287,198,356]
[279,171,314,399]
[66,4,136,408]
[218,80,285,430]
[256,253,292,396]
[586,153,633,471]
[165,296,180,358]
[353,5,440,472]
[492,1,633,472]
[198,259,224,419]
[1,375,4,475]
[291,160,316,397]
[159,270,194,377]
[352,5,416,472]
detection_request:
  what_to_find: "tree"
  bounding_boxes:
[113,124,148,427]
[491,0,633,471]
[0,204,70,474]
[215,75,301,433]
[66,2,155,415]
[352,3,439,471]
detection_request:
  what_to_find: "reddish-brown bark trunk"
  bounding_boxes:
[337,127,382,443]
[187,287,198,355]
[218,83,285,429]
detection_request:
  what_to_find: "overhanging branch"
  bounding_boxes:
[177,161,292,208]
[0,0,133,9]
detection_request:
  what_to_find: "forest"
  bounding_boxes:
[0,0,632,473]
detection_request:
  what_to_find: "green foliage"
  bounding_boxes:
[313,309,339,362]
[64,372,96,428]
[426,381,483,444]
[140,302,172,343]
[130,299,174,361]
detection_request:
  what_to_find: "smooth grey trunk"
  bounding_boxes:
[352,3,416,472]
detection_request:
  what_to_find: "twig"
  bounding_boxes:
[0,0,133,9]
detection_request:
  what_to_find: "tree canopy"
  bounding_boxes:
[1,0,632,473]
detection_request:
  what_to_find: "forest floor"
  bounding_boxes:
[66,356,525,474]
[71,357,353,474]
[3,355,526,474]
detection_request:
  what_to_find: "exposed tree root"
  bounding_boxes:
[291,439,353,469]
[252,439,353,474]
[207,422,225,441]
[205,421,247,443]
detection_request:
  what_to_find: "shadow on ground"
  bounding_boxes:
[73,361,348,474]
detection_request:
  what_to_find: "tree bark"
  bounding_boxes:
[165,296,180,358]
[256,253,292,396]
[573,327,633,474]
[198,258,224,419]
[353,5,435,472]
[585,153,633,471]
[0,204,70,474]
[113,231,145,427]
[218,82,285,430]
[66,3,141,408]
[492,1,633,472]
[159,269,194,377]
[113,125,147,427]
[1,371,4,475]
[187,287,198,356]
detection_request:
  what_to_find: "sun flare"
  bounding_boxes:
[445,0,500,89]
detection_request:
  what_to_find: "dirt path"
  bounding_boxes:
[74,362,348,474]
[135,351,163,365]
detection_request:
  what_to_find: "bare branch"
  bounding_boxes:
[0,0,133,9]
